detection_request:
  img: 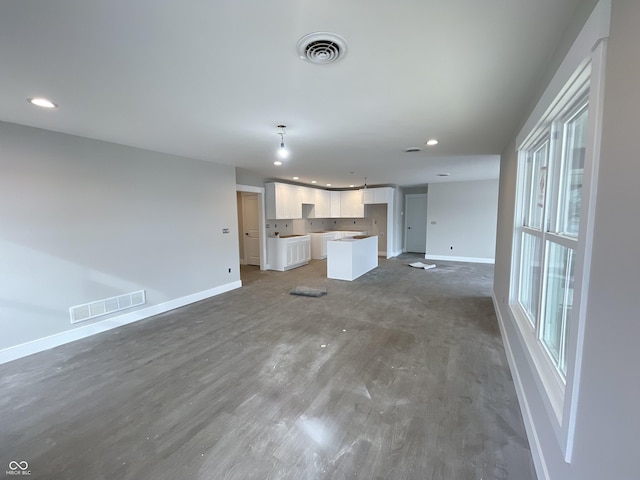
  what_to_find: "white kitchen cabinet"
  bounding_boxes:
[267,182,375,219]
[287,238,310,265]
[311,231,367,259]
[267,235,311,271]
[361,187,393,204]
[333,230,366,240]
[310,232,338,259]
[300,186,315,205]
[327,235,378,281]
[265,182,302,219]
[330,191,341,218]
[288,185,303,218]
[340,190,365,218]
[314,189,331,218]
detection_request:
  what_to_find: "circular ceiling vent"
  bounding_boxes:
[297,32,347,65]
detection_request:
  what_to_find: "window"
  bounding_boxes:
[515,97,588,380]
[510,52,603,460]
[508,0,608,463]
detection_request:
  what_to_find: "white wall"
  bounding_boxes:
[425,179,498,262]
[235,167,265,188]
[493,1,640,479]
[0,122,240,355]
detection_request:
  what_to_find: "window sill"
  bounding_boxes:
[510,302,566,425]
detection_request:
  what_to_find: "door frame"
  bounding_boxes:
[404,193,428,253]
[236,184,267,271]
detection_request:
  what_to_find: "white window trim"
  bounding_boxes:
[509,0,610,463]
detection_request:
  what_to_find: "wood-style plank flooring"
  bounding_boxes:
[0,255,535,479]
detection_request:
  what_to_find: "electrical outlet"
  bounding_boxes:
[228,268,231,273]
[222,228,230,234]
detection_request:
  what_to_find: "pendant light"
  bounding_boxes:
[277,124,289,159]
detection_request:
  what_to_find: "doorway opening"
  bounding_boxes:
[236,185,267,279]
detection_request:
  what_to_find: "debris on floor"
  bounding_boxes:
[408,262,436,270]
[290,286,327,297]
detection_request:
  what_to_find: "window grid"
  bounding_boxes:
[516,97,588,382]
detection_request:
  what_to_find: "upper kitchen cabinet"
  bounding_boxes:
[266,182,372,219]
[361,187,393,204]
[330,191,341,218]
[299,185,315,205]
[266,182,302,219]
[314,189,331,218]
[340,190,365,218]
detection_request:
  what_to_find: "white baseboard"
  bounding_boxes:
[389,249,402,258]
[492,293,548,480]
[425,254,495,264]
[0,281,242,365]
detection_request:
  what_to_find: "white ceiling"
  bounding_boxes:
[0,0,582,188]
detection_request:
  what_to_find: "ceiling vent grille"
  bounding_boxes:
[297,32,347,65]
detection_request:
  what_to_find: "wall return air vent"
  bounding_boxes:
[69,290,146,324]
[296,32,347,65]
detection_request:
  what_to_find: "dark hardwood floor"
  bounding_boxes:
[0,255,535,479]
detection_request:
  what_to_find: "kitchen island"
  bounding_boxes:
[327,235,378,281]
[310,230,366,259]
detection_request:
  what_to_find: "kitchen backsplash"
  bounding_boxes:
[266,217,372,237]
[265,220,295,237]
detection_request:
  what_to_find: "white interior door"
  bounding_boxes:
[405,194,428,253]
[242,193,260,266]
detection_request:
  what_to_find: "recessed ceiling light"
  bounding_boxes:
[274,161,282,166]
[311,180,317,184]
[349,184,355,187]
[426,139,439,146]
[326,183,332,187]
[293,176,299,180]
[437,173,450,176]
[28,97,57,108]
[404,147,422,153]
